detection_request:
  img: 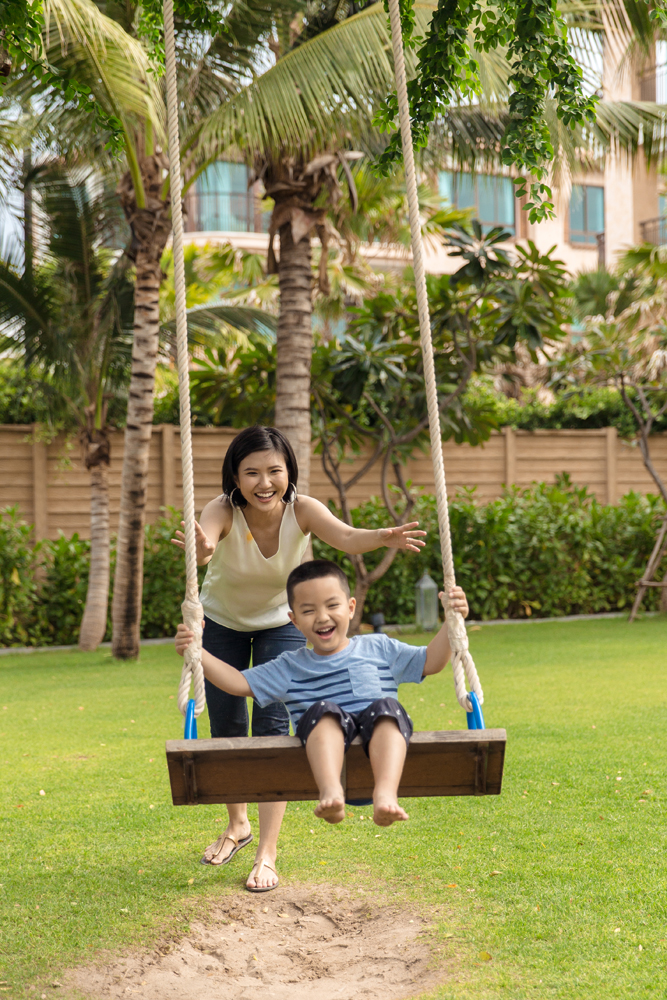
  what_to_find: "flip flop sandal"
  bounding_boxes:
[200,832,253,866]
[245,858,279,893]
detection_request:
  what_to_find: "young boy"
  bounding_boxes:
[175,559,468,828]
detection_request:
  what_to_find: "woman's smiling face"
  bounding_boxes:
[235,449,290,513]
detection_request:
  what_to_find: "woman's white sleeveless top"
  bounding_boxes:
[199,503,310,632]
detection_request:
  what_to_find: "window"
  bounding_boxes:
[569,184,604,244]
[189,162,266,233]
[650,193,667,245]
[439,172,515,235]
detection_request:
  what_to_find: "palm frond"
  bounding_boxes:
[0,164,134,408]
[193,0,436,163]
[9,0,164,142]
[0,260,54,358]
[35,165,127,267]
[429,96,667,178]
[161,300,277,352]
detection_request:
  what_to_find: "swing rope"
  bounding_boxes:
[163,0,206,720]
[386,0,483,713]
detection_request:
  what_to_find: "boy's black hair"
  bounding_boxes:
[222,425,298,508]
[286,559,350,609]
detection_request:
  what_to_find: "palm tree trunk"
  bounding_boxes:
[112,153,171,659]
[111,251,163,658]
[23,145,33,286]
[274,222,313,495]
[79,464,110,650]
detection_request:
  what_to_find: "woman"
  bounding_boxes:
[173,425,425,891]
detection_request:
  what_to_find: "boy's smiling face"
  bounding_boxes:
[288,575,356,655]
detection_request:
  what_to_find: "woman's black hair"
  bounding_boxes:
[222,426,298,508]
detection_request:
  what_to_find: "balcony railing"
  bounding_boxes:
[639,217,667,245]
[639,63,667,102]
[183,190,270,234]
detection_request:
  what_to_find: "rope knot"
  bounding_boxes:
[178,596,205,718]
[446,610,483,712]
[445,610,469,654]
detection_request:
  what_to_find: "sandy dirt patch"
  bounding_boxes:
[65,885,451,1000]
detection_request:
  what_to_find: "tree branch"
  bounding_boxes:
[366,545,400,586]
[380,445,399,523]
[393,458,416,518]
[342,439,384,492]
[619,378,667,505]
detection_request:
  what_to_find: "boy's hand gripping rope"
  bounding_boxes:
[386,0,483,713]
[163,0,206,720]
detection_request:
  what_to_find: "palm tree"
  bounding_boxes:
[194,6,414,491]
[0,165,134,650]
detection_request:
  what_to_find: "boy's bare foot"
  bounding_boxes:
[201,821,252,865]
[314,789,346,824]
[373,798,409,826]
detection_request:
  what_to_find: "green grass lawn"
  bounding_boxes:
[1,617,666,999]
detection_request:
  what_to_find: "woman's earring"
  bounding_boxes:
[229,487,243,508]
[281,483,297,505]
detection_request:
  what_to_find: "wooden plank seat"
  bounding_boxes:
[165,728,507,806]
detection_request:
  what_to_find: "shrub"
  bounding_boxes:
[0,506,43,646]
[0,507,199,647]
[141,509,206,638]
[463,378,667,438]
[37,534,91,645]
[0,484,664,646]
[313,478,665,621]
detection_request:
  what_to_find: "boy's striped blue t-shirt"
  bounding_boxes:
[245,633,427,726]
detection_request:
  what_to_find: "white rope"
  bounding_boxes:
[163,0,206,720]
[387,0,483,713]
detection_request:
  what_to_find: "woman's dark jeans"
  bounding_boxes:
[202,617,305,738]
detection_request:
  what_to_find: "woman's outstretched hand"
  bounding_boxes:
[171,519,215,564]
[379,521,427,553]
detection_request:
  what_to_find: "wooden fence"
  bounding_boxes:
[0,423,663,540]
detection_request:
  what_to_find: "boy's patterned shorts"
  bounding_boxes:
[295,697,413,756]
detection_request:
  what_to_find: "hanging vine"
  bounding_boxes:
[374,0,608,222]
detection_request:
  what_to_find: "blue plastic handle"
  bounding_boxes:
[466,691,485,730]
[184,698,197,740]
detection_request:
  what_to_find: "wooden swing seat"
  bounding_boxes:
[166,728,506,805]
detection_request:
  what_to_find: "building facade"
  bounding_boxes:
[182,49,667,279]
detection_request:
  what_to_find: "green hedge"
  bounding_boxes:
[1,482,664,647]
[462,378,667,438]
[0,507,204,647]
[313,478,665,622]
